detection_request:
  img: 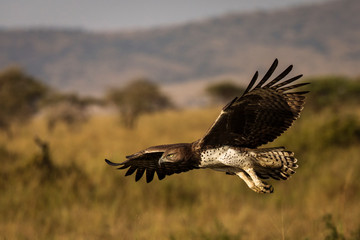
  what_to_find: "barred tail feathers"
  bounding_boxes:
[252,147,298,180]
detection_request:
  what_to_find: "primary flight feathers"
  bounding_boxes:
[105,59,309,193]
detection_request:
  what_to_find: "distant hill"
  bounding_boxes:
[0,0,359,98]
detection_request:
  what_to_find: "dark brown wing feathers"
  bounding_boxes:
[243,71,258,95]
[264,64,293,88]
[199,58,309,149]
[105,144,199,183]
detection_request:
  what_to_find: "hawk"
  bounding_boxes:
[105,59,309,193]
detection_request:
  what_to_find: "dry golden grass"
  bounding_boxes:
[1,106,360,240]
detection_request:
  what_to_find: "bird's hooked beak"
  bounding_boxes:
[158,155,166,166]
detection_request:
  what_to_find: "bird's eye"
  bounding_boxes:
[167,153,174,158]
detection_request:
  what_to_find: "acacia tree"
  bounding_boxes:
[107,78,173,128]
[205,81,245,104]
[0,66,48,134]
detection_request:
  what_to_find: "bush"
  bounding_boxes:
[43,93,101,131]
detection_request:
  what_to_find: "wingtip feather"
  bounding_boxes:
[105,159,121,166]
[255,58,279,89]
[243,71,259,95]
[265,64,293,88]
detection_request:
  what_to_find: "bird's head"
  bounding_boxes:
[158,144,191,165]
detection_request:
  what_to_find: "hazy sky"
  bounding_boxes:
[0,0,329,31]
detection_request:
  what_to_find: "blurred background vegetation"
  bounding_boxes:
[1,65,360,240]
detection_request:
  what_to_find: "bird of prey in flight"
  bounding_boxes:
[106,59,308,193]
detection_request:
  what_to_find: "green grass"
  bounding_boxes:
[1,106,360,240]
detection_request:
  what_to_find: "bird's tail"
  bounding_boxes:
[252,147,298,180]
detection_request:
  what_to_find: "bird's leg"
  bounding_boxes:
[236,168,273,193]
[236,171,257,190]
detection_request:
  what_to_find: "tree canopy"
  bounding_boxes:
[107,78,173,128]
[0,66,48,133]
[205,81,245,104]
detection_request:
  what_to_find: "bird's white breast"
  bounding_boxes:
[199,146,250,169]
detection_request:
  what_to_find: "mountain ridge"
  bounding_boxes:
[0,0,359,97]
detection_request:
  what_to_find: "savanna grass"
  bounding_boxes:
[1,106,360,240]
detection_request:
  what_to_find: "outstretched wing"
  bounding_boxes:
[199,59,309,149]
[105,144,198,183]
